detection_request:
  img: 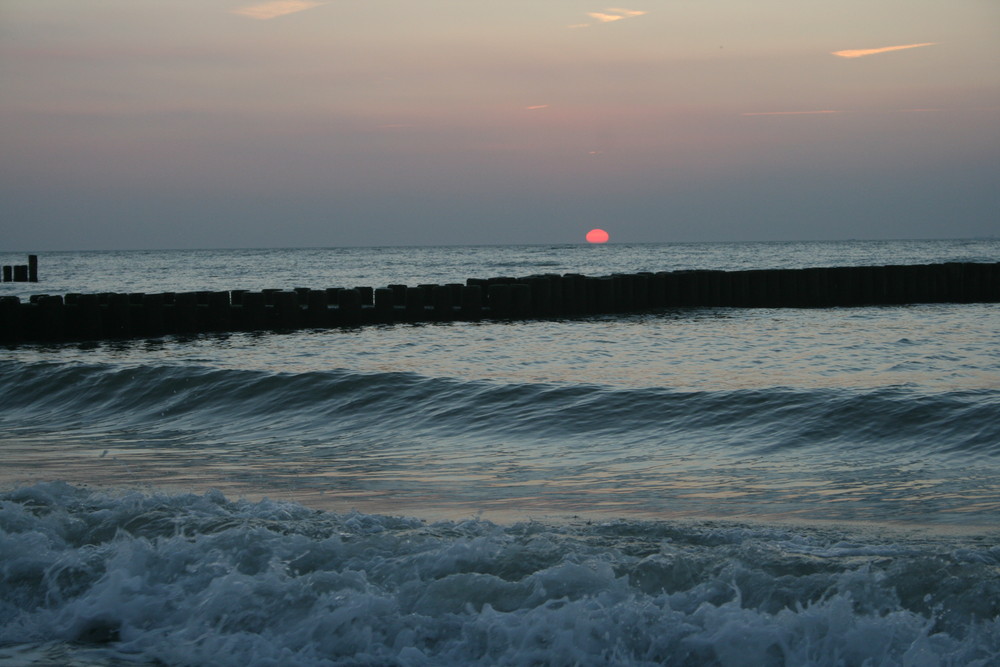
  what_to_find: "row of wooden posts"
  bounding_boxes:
[2,255,38,283]
[1,262,997,344]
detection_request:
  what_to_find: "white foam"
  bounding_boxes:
[2,483,998,665]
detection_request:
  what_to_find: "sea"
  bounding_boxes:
[1,239,999,666]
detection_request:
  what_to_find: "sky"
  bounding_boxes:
[1,0,998,249]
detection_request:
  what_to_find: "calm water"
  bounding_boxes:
[2,240,999,665]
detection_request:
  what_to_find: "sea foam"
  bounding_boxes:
[2,483,998,665]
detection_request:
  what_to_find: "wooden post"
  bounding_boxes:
[487,284,512,318]
[141,293,166,337]
[273,291,300,329]
[173,292,199,333]
[431,285,455,320]
[239,291,267,330]
[0,296,22,342]
[106,293,132,337]
[404,286,425,321]
[338,288,362,326]
[28,255,38,282]
[355,286,374,306]
[460,284,483,319]
[304,289,329,327]
[374,288,395,322]
[75,294,103,340]
[511,283,532,318]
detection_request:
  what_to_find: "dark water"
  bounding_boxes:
[2,241,999,664]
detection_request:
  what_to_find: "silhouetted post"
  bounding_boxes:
[28,255,38,282]
[13,265,28,282]
[273,291,299,329]
[965,263,985,302]
[338,288,362,326]
[141,293,166,336]
[387,284,407,307]
[520,277,547,316]
[510,283,532,318]
[986,262,1000,302]
[206,291,231,330]
[305,289,329,327]
[403,287,425,321]
[560,274,584,313]
[37,295,65,340]
[373,288,395,322]
[355,286,374,306]
[704,270,726,306]
[460,284,482,319]
[594,277,614,312]
[487,284,512,318]
[726,271,746,307]
[105,293,132,337]
[173,292,199,333]
[73,293,102,339]
[239,291,267,330]
[2,266,11,282]
[0,296,22,342]
[670,271,693,307]
[431,285,454,319]
[610,274,631,312]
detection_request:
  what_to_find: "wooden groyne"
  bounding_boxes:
[2,255,38,283]
[1,262,997,344]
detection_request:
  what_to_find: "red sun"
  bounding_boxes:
[586,228,610,244]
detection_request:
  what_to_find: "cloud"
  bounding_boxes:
[831,42,937,59]
[572,7,646,28]
[232,1,325,20]
[525,105,550,110]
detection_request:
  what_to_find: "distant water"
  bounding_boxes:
[2,240,999,665]
[2,238,998,300]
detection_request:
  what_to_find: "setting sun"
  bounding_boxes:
[586,228,610,244]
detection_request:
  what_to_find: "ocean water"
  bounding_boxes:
[1,240,999,665]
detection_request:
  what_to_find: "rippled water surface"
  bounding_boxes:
[3,241,1000,665]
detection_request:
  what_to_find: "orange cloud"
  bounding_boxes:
[832,42,937,58]
[588,8,646,22]
[573,7,646,27]
[525,105,550,110]
[232,1,325,20]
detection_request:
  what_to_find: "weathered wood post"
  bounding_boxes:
[28,255,38,282]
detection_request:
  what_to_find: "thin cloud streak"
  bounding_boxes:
[232,1,325,20]
[832,42,937,58]
[525,105,550,110]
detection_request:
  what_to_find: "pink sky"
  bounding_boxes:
[1,0,998,248]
